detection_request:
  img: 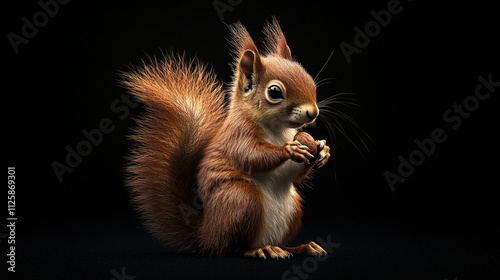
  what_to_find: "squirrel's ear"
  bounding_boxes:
[229,22,264,77]
[240,50,262,78]
[276,39,292,60]
[239,50,263,91]
[262,18,292,60]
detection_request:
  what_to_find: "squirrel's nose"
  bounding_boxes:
[305,106,319,121]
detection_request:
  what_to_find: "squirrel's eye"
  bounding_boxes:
[266,85,284,103]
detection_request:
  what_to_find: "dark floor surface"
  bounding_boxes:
[15,217,499,280]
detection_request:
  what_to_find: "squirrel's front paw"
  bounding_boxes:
[283,140,315,165]
[315,140,330,168]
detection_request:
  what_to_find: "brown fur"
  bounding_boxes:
[121,54,225,252]
[122,19,324,256]
[281,189,304,245]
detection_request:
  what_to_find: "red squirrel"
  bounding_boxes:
[121,19,331,259]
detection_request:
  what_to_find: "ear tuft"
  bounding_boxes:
[262,17,292,60]
[228,22,264,93]
[228,22,260,68]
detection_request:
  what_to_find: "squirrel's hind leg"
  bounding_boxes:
[198,180,264,255]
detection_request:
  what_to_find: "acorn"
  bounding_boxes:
[293,131,319,159]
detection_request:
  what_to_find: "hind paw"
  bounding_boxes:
[244,245,293,260]
[283,241,327,257]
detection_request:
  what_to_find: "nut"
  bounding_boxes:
[293,132,318,158]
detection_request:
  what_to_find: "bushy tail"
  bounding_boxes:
[120,53,225,252]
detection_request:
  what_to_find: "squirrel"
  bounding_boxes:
[121,19,331,259]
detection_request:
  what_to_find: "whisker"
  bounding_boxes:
[322,114,364,153]
[318,94,359,107]
[316,92,374,157]
[321,109,372,153]
[318,92,358,101]
[330,109,372,145]
[317,114,340,184]
[316,77,337,89]
[313,49,335,83]
[320,100,359,109]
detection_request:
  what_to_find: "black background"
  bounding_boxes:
[5,0,499,279]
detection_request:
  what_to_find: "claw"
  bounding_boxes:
[317,154,325,163]
[318,141,325,150]
[314,140,330,168]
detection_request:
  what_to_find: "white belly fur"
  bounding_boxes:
[250,127,303,248]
